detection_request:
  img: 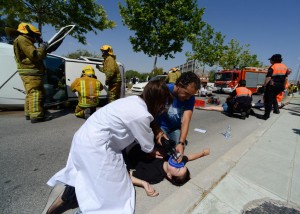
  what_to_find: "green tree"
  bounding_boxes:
[125,70,141,82]
[208,70,216,82]
[0,0,115,44]
[139,73,150,82]
[238,49,263,68]
[0,15,19,43]
[219,39,262,70]
[150,67,164,78]
[186,24,226,71]
[119,0,205,68]
[219,39,242,70]
[64,49,100,59]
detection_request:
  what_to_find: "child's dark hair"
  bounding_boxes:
[168,168,191,186]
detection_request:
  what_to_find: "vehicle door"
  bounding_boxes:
[43,55,68,107]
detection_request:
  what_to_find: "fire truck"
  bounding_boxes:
[214,67,267,94]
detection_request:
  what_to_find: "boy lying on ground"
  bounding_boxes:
[123,143,210,196]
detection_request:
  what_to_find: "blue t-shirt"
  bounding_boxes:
[157,84,195,132]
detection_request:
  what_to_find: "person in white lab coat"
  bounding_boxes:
[46,80,173,214]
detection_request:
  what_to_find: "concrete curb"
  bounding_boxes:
[147,112,282,214]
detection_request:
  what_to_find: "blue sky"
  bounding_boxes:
[42,0,300,81]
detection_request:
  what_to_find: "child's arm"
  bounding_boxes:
[129,171,159,197]
[186,148,210,162]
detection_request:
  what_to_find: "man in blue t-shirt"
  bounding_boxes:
[154,72,200,159]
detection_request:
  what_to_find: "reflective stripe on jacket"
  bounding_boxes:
[71,76,103,108]
[235,87,252,98]
[13,35,46,76]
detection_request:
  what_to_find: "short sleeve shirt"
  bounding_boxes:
[157,84,195,132]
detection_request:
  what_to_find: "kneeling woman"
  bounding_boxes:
[46,80,172,214]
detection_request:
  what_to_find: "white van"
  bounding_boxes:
[0,42,125,109]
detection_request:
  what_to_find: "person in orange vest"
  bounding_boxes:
[197,80,252,119]
[71,65,103,119]
[259,54,288,120]
[276,68,291,108]
[226,80,252,119]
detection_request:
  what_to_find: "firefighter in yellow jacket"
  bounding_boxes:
[71,65,103,119]
[13,22,50,123]
[165,68,178,84]
[99,45,121,103]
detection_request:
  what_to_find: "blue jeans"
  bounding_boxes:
[160,127,181,145]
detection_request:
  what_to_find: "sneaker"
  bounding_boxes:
[25,116,30,120]
[84,108,91,120]
[279,103,285,109]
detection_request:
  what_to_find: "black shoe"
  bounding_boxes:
[25,116,30,120]
[84,108,91,120]
[279,103,285,109]
[257,115,269,120]
[241,112,246,120]
[31,116,52,123]
[273,109,280,114]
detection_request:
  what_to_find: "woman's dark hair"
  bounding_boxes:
[168,168,191,186]
[175,71,201,90]
[140,80,173,117]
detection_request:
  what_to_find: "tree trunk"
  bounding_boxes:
[153,56,157,70]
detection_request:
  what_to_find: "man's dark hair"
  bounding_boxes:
[239,80,246,87]
[175,71,201,90]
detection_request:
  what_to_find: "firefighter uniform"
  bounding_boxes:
[100,45,122,103]
[13,23,48,123]
[166,68,178,84]
[263,54,288,119]
[175,68,181,79]
[71,66,103,119]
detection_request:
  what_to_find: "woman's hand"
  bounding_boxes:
[150,148,164,159]
[155,131,168,146]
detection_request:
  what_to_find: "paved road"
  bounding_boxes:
[0,92,265,214]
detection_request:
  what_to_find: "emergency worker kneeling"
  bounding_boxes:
[71,65,103,119]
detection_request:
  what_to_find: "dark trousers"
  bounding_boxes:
[264,85,284,117]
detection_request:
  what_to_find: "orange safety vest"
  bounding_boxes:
[271,63,287,78]
[235,87,252,97]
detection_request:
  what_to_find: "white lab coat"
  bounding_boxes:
[47,96,155,214]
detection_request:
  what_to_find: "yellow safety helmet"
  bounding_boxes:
[17,22,41,36]
[82,65,95,76]
[100,45,114,55]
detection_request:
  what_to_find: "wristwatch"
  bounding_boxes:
[179,141,185,147]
